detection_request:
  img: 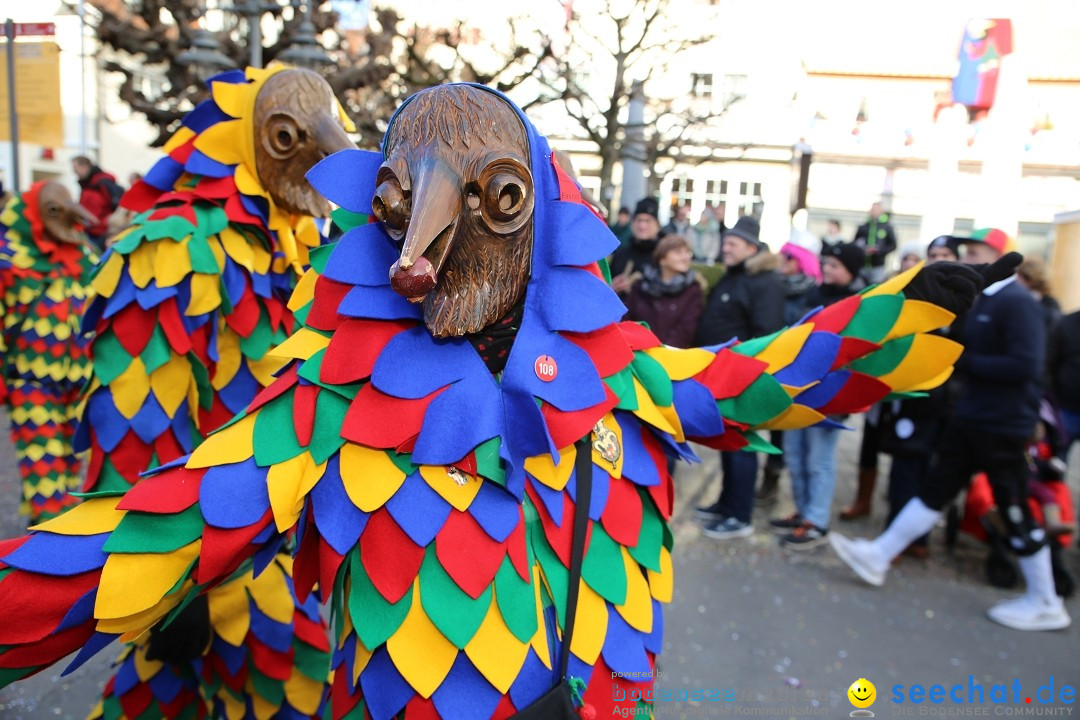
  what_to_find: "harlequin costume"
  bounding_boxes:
[0,182,97,522]
[68,66,354,719]
[0,85,967,719]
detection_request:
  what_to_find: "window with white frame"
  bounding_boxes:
[690,73,713,98]
[668,175,694,212]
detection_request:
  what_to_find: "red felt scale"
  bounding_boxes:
[360,509,424,604]
[246,634,295,682]
[831,336,882,372]
[693,349,767,400]
[342,385,445,450]
[292,384,319,447]
[816,372,891,416]
[306,277,352,332]
[116,466,204,514]
[616,322,661,351]
[434,510,507,600]
[807,295,861,334]
[504,514,529,581]
[601,477,642,547]
[196,508,274,585]
[540,386,619,450]
[565,324,635,378]
[321,318,415,385]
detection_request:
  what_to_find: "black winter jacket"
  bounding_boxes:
[696,251,784,346]
[1050,310,1080,412]
[953,278,1044,438]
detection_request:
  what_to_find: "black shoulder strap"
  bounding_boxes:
[558,437,592,680]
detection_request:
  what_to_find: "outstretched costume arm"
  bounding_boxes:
[634,263,964,453]
[0,242,369,685]
[0,390,306,684]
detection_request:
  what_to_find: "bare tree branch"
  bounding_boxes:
[89,1,551,149]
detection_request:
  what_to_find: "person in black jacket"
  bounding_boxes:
[696,216,785,539]
[1050,310,1080,451]
[610,198,662,294]
[853,202,897,283]
[831,229,1071,632]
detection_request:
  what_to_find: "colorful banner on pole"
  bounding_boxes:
[952,18,1014,111]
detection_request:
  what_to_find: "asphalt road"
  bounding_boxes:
[1,410,1077,719]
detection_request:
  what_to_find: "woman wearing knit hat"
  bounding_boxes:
[778,230,823,325]
[770,241,868,548]
[898,243,924,272]
[757,230,824,504]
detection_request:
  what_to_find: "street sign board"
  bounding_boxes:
[13,23,55,37]
[0,41,63,146]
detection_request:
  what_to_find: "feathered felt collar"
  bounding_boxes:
[291,84,651,498]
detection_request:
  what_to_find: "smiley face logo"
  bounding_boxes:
[848,678,876,713]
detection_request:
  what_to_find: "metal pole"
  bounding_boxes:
[619,80,647,219]
[78,0,87,155]
[794,143,812,212]
[248,2,262,68]
[5,19,19,194]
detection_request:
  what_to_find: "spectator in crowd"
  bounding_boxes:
[778,229,822,324]
[71,156,122,251]
[853,202,897,283]
[624,234,705,348]
[1049,309,1080,451]
[898,243,924,272]
[822,218,844,248]
[610,198,662,294]
[757,229,823,505]
[609,206,632,248]
[691,205,723,265]
[1017,257,1062,336]
[871,235,966,559]
[714,201,728,233]
[831,230,1071,632]
[695,216,785,539]
[663,203,693,239]
[770,242,868,548]
[927,234,963,264]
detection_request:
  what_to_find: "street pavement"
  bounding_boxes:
[0,408,1077,719]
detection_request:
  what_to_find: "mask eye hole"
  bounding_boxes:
[372,178,409,235]
[265,115,302,159]
[473,158,533,235]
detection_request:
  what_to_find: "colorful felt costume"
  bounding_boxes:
[70,67,347,720]
[0,86,964,720]
[0,184,97,522]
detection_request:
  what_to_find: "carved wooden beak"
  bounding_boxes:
[389,158,462,302]
[312,113,354,157]
[71,203,98,228]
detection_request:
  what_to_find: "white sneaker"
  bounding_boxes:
[987,595,1071,631]
[828,533,888,587]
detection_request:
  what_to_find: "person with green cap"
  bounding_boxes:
[853,202,897,284]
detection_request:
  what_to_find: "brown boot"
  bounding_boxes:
[840,469,877,521]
